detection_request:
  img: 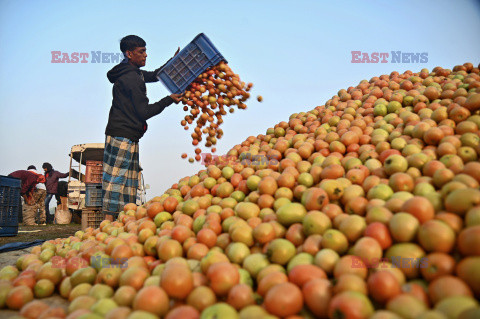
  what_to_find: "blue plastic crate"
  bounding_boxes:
[157,33,227,94]
[0,175,21,237]
[85,183,103,207]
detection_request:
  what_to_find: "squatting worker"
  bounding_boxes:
[8,170,46,225]
[103,35,183,221]
[27,165,47,225]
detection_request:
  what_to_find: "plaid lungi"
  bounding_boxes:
[102,135,139,215]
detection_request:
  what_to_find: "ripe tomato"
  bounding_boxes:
[264,282,303,317]
[367,271,401,304]
[207,262,240,296]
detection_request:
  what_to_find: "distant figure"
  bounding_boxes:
[42,162,69,224]
[8,170,46,225]
[27,165,47,225]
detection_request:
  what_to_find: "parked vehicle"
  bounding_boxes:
[67,143,147,217]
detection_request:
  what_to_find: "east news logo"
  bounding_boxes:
[51,51,124,63]
[351,51,428,63]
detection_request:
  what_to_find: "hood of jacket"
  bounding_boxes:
[107,62,140,83]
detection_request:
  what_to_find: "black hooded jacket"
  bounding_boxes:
[105,62,174,141]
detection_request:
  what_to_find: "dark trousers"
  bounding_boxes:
[45,193,60,224]
[18,196,23,223]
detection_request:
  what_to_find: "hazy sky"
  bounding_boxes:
[1,0,479,200]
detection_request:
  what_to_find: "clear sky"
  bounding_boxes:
[1,0,479,200]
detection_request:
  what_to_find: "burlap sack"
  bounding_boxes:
[55,208,72,224]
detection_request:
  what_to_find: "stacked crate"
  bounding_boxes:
[81,209,105,230]
[85,160,103,184]
[82,161,103,229]
[85,160,103,207]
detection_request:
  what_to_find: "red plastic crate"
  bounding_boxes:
[85,160,103,184]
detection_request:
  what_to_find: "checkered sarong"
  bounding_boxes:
[102,135,139,215]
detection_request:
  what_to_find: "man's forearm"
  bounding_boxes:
[142,57,174,83]
[142,69,160,83]
[144,96,175,120]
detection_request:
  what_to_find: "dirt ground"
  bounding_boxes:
[0,224,81,246]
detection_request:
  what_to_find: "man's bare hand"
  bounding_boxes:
[170,93,183,104]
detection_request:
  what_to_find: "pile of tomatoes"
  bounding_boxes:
[1,62,480,319]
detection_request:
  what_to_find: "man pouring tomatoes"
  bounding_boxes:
[102,35,183,220]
